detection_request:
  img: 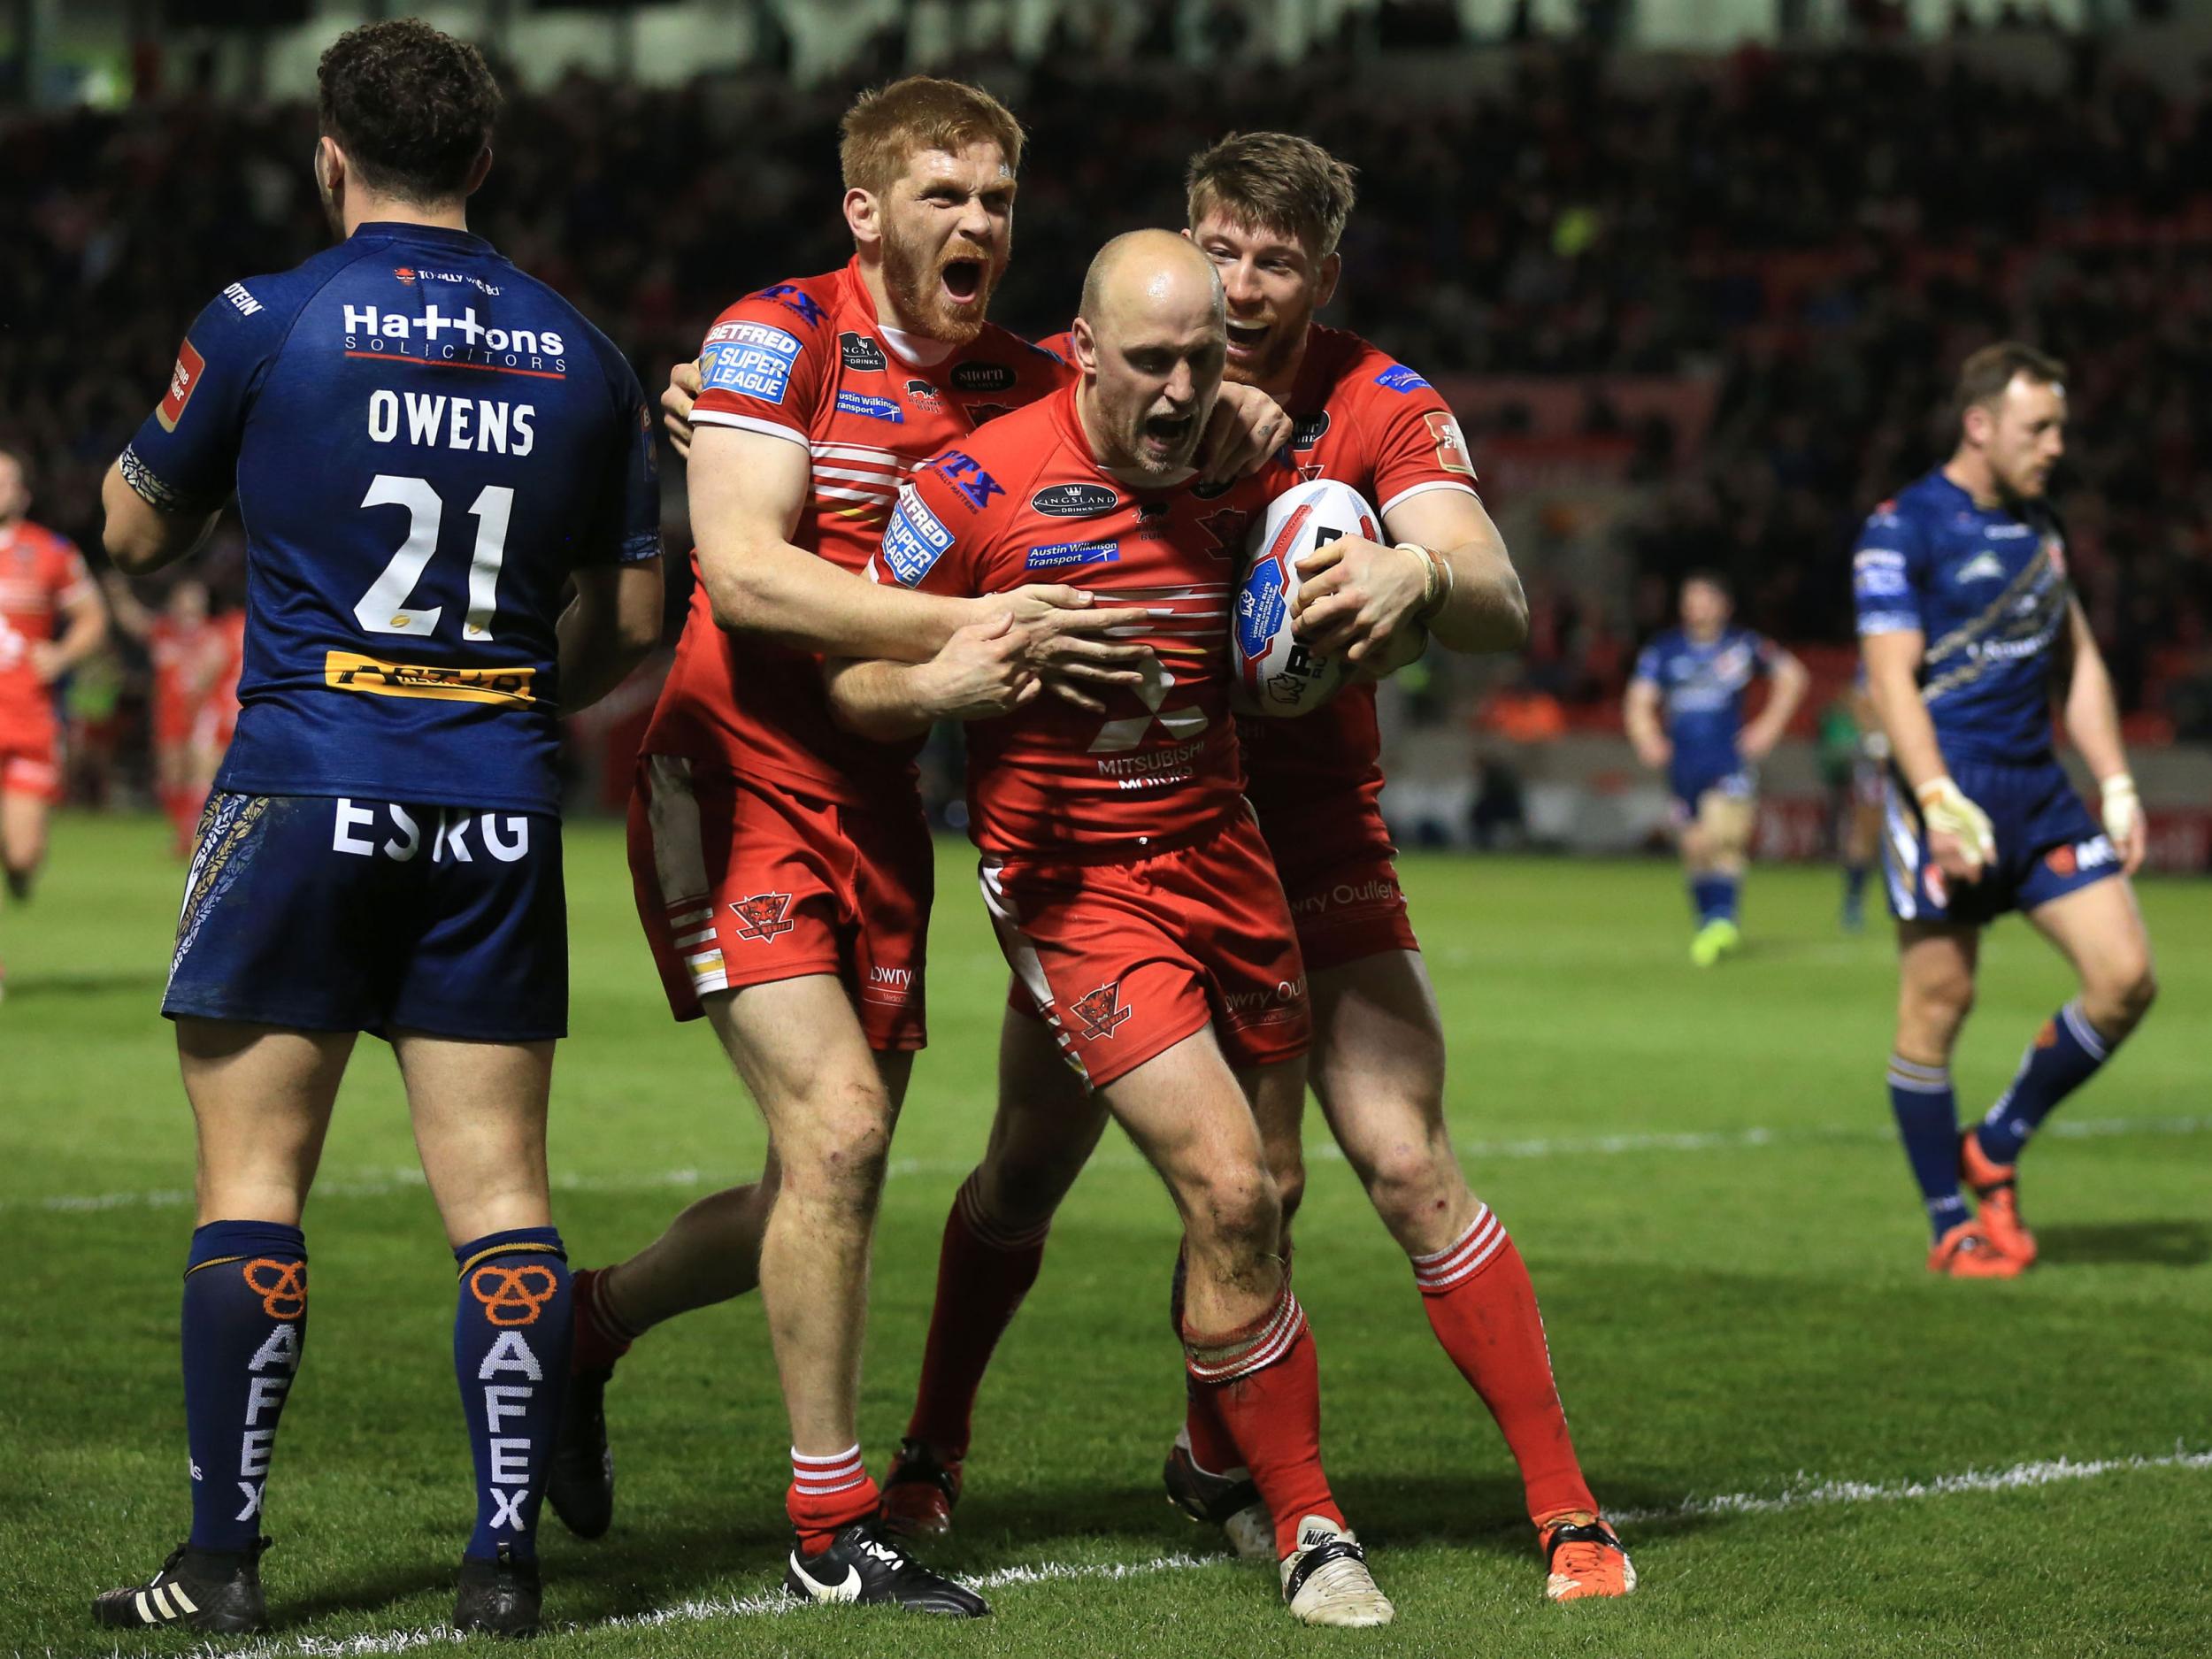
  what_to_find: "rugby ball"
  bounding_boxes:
[1233,479,1380,717]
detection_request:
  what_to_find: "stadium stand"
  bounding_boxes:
[4,37,2209,794]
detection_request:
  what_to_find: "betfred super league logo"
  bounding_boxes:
[1070,980,1133,1040]
[731,892,795,942]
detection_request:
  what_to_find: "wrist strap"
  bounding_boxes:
[1400,543,1452,622]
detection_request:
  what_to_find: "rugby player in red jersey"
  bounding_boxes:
[830,228,1391,1627]
[549,81,1290,1610]
[0,446,107,997]
[104,574,232,853]
[877,134,1636,1603]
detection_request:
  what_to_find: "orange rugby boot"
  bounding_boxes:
[1927,1218,2024,1279]
[1959,1131,2036,1266]
[1537,1513,1637,1601]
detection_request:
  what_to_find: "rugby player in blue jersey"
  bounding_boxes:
[91,22,663,1634]
[1625,573,1808,964]
[1854,343,2156,1278]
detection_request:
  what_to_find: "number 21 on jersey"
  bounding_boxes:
[356,474,512,641]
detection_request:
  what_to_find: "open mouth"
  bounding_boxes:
[941,258,984,303]
[1225,319,1271,355]
[1142,411,1195,455]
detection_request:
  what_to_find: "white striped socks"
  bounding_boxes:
[1410,1204,1509,1295]
[789,1445,868,1500]
[1184,1281,1308,1385]
[1886,1054,1952,1094]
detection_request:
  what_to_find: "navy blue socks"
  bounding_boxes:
[1886,1056,1967,1239]
[1975,1001,2117,1165]
[1690,872,1739,926]
[182,1221,307,1551]
[453,1227,572,1563]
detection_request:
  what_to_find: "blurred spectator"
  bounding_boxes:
[3,39,2206,752]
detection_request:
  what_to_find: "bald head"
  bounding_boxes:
[1078,228,1225,343]
[1071,230,1229,479]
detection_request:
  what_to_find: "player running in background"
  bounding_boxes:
[91,22,663,1635]
[841,229,1391,1626]
[104,574,233,853]
[874,134,1637,1604]
[1854,342,2156,1278]
[1625,572,1808,965]
[0,444,107,999]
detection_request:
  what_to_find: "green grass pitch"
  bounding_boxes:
[3,813,2207,1657]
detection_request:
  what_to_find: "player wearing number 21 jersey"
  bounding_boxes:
[118,219,659,1035]
[94,20,660,1640]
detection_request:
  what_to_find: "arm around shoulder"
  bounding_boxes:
[688,425,971,658]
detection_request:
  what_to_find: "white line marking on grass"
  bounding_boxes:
[133,1553,1233,1658]
[1611,1446,2212,1526]
[98,1449,2210,1658]
[16,1115,2208,1218]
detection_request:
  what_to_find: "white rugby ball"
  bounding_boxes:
[1232,479,1380,717]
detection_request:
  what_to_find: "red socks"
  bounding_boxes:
[1412,1205,1597,1525]
[1183,1279,1342,1556]
[787,1446,879,1554]
[1170,1245,1249,1477]
[904,1174,1050,1461]
[570,1266,637,1376]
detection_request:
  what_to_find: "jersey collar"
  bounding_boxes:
[354,221,494,254]
[839,256,957,369]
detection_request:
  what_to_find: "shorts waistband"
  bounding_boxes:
[983,810,1241,872]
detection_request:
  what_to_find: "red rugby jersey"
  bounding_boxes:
[1233,326,1479,835]
[0,520,94,743]
[874,387,1294,858]
[643,258,1071,803]
[150,616,229,739]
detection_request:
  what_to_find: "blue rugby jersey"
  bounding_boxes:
[1631,625,1779,776]
[1851,469,2071,766]
[120,222,660,813]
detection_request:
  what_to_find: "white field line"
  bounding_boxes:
[128,1554,1234,1659]
[12,1113,2208,1220]
[1609,1445,2212,1525]
[88,1447,2211,1659]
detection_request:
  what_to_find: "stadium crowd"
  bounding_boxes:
[6,35,2211,798]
